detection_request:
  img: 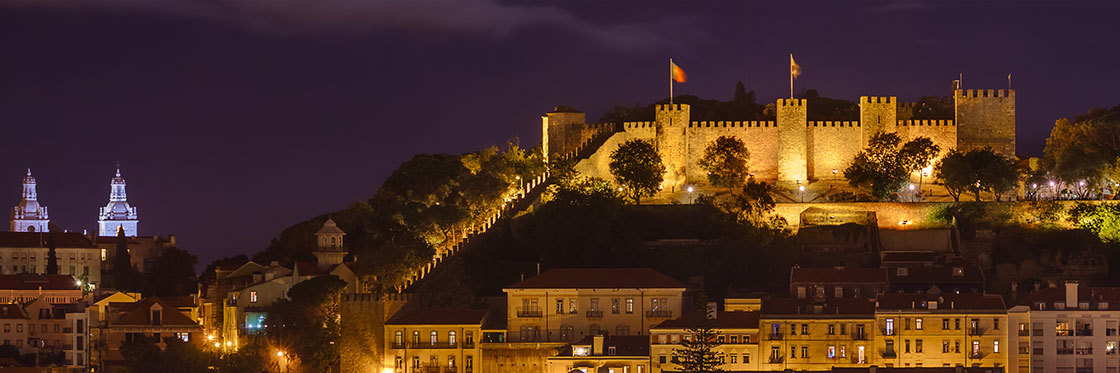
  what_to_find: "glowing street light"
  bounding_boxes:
[798,184,805,203]
[277,351,285,358]
[213,342,220,348]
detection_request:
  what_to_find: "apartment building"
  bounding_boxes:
[385,309,486,373]
[649,309,760,372]
[547,334,649,373]
[503,268,686,343]
[790,267,889,299]
[875,292,1008,368]
[759,297,877,370]
[1011,281,1120,373]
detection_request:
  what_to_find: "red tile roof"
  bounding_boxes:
[110,298,200,327]
[653,310,760,330]
[1017,286,1120,311]
[0,232,93,248]
[0,304,27,320]
[762,298,876,318]
[887,265,984,286]
[386,309,488,325]
[790,267,888,284]
[876,293,1006,311]
[0,274,80,291]
[506,268,686,290]
[568,335,649,357]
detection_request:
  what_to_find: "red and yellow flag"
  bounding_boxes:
[790,54,802,78]
[671,61,687,83]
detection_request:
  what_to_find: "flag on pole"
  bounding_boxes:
[671,61,687,83]
[790,55,801,78]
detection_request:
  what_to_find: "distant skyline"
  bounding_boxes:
[2,0,1118,267]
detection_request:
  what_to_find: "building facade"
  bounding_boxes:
[384,309,486,373]
[1011,282,1120,373]
[875,293,1008,368]
[0,233,102,286]
[650,309,760,372]
[759,298,878,370]
[97,167,139,237]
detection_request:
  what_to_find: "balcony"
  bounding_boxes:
[768,355,783,363]
[768,333,783,340]
[646,310,672,318]
[586,310,603,318]
[852,358,867,364]
[882,350,897,358]
[391,342,405,349]
[409,342,459,349]
[969,327,984,336]
[1057,348,1074,355]
[1076,347,1094,355]
[1018,330,1030,337]
[516,308,542,318]
[1076,328,1094,336]
[852,333,869,341]
[970,352,983,359]
[1057,330,1074,337]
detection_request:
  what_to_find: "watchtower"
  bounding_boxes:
[777,99,808,182]
[954,89,1015,156]
[655,103,691,187]
[541,106,587,162]
[859,96,897,147]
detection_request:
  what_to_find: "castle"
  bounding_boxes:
[543,89,1015,187]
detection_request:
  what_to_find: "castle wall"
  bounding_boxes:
[573,122,656,183]
[683,121,780,182]
[777,99,808,182]
[655,104,690,187]
[340,293,409,372]
[542,111,586,160]
[896,120,958,174]
[807,121,862,180]
[955,89,1016,156]
[897,102,916,121]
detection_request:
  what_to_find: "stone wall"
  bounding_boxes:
[655,104,691,186]
[896,119,958,171]
[684,121,780,182]
[954,89,1016,156]
[573,122,656,183]
[339,293,409,372]
[777,99,808,182]
[807,121,862,180]
[773,202,952,230]
[859,96,898,148]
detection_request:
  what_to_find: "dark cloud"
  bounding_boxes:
[0,0,677,50]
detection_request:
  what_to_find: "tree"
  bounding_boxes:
[936,149,972,202]
[266,275,348,371]
[672,289,725,373]
[111,228,140,291]
[45,228,59,275]
[609,139,665,204]
[698,136,750,193]
[844,132,908,200]
[935,148,1018,201]
[898,137,941,198]
[142,247,199,297]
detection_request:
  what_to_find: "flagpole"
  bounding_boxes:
[669,58,674,106]
[789,54,793,99]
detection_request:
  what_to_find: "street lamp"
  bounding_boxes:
[798,185,805,203]
[686,186,694,204]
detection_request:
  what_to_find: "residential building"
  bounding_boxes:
[0,233,102,286]
[759,297,877,370]
[546,334,650,373]
[650,309,759,372]
[60,302,89,368]
[887,261,985,295]
[87,291,140,368]
[1011,281,1120,373]
[0,273,83,304]
[790,267,889,299]
[384,309,486,373]
[503,268,687,343]
[0,304,29,353]
[24,297,70,361]
[101,297,202,367]
[875,292,1008,368]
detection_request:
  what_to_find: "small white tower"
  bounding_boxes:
[314,218,347,270]
[11,169,50,232]
[98,166,139,237]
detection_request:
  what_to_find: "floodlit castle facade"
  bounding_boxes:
[542,89,1016,187]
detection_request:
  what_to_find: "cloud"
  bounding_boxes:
[0,0,678,51]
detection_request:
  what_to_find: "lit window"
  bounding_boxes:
[250,291,258,303]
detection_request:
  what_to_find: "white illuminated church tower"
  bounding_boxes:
[98,167,138,237]
[10,169,50,232]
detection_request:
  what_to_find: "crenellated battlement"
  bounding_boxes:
[623,121,654,129]
[898,119,955,127]
[809,121,860,128]
[957,89,1014,98]
[657,103,689,111]
[689,120,776,128]
[860,96,896,104]
[778,98,806,106]
[341,292,410,303]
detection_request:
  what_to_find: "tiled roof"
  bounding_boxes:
[0,232,94,248]
[568,335,649,357]
[315,218,346,235]
[653,310,759,330]
[295,261,326,276]
[0,304,27,320]
[888,265,984,285]
[791,267,888,284]
[881,252,937,263]
[506,268,686,290]
[761,298,876,318]
[110,298,200,327]
[1017,286,1120,311]
[0,274,80,291]
[877,293,1006,311]
[386,309,488,325]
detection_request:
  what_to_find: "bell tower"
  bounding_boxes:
[98,166,139,237]
[315,218,348,270]
[11,169,50,232]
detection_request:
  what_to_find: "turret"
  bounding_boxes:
[859,96,897,148]
[954,89,1016,156]
[776,99,808,182]
[541,106,587,161]
[655,103,691,187]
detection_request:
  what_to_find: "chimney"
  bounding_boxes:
[1066,281,1079,308]
[1010,281,1019,301]
[592,334,605,355]
[870,366,877,373]
[955,366,963,373]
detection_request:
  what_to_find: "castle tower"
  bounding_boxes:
[655,103,690,187]
[314,217,347,270]
[541,106,587,162]
[776,99,808,182]
[10,169,49,233]
[859,96,898,147]
[97,166,138,237]
[954,89,1016,156]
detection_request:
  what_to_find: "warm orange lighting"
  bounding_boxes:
[277,351,284,357]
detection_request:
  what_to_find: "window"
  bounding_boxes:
[151,310,161,326]
[430,356,437,368]
[411,356,420,369]
[412,331,421,344]
[449,331,457,345]
[730,354,737,364]
[430,331,438,345]
[905,318,911,330]
[828,346,836,358]
[250,291,258,303]
[790,323,797,335]
[743,353,750,363]
[448,356,455,368]
[465,356,473,371]
[612,299,620,314]
[955,340,960,353]
[394,331,403,347]
[801,324,808,335]
[567,299,577,313]
[916,339,923,353]
[828,324,836,335]
[616,326,630,336]
[955,318,961,330]
[886,318,895,335]
[658,335,667,344]
[994,318,1000,330]
[886,340,895,354]
[730,335,737,344]
[905,339,911,353]
[2,324,7,332]
[994,340,1000,353]
[972,340,981,356]
[591,298,599,311]
[840,324,847,335]
[394,356,402,369]
[801,346,808,358]
[556,299,564,314]
[840,345,846,358]
[659,355,667,364]
[916,318,923,330]
[791,345,797,358]
[626,299,634,313]
[943,318,950,330]
[608,346,617,355]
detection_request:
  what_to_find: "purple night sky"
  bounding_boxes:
[1,0,1117,268]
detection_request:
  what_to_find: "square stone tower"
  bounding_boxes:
[777,99,808,182]
[955,89,1015,156]
[655,104,690,187]
[859,96,897,147]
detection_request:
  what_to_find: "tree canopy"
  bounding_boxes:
[1042,105,1120,195]
[935,148,1018,202]
[266,275,349,371]
[142,247,199,297]
[844,133,938,201]
[609,139,666,204]
[698,136,750,192]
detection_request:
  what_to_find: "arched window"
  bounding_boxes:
[560,325,574,341]
[331,237,336,246]
[449,331,457,345]
[589,324,600,336]
[394,331,403,347]
[26,226,35,232]
[430,331,438,346]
